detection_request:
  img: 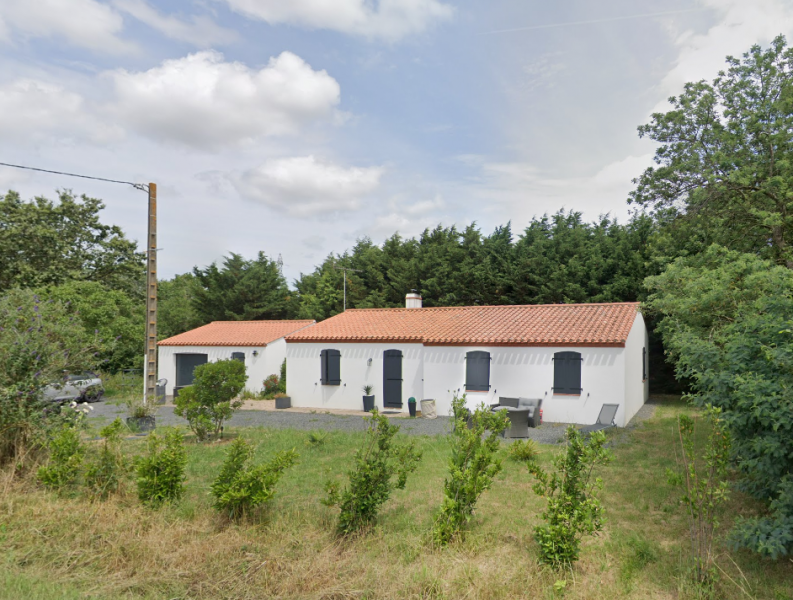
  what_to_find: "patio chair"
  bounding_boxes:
[517,397,542,428]
[579,403,619,435]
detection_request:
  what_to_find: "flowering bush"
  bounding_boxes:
[262,374,280,398]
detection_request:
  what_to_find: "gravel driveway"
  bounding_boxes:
[88,398,657,445]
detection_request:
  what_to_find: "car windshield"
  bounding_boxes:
[67,372,96,381]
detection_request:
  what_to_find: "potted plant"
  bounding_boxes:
[362,384,375,412]
[274,392,291,409]
[124,394,158,433]
[408,396,417,417]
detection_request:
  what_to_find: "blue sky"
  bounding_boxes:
[2,0,793,283]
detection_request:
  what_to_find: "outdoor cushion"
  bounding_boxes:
[498,397,519,408]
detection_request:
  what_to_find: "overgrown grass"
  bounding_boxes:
[1,397,791,599]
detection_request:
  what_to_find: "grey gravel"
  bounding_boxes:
[88,398,658,445]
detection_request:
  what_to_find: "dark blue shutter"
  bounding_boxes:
[465,351,491,391]
[231,352,245,363]
[553,351,582,394]
[321,349,341,385]
[642,347,647,380]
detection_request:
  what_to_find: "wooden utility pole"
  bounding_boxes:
[144,183,158,403]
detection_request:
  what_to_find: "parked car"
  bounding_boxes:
[42,372,105,403]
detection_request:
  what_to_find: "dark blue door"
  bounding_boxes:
[175,353,208,387]
[383,350,403,408]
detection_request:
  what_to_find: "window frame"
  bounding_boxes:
[320,349,341,386]
[465,350,491,392]
[552,351,583,395]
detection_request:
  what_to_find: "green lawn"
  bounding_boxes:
[0,397,791,599]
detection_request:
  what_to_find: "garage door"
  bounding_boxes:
[175,353,208,387]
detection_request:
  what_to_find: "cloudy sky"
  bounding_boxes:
[2,0,793,283]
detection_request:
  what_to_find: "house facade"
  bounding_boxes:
[285,300,648,427]
[157,320,314,397]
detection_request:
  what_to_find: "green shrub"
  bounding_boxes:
[210,438,298,520]
[527,426,612,568]
[84,418,127,499]
[37,425,85,490]
[323,409,422,535]
[306,430,328,447]
[262,374,280,398]
[432,394,509,545]
[667,407,731,584]
[508,439,538,463]
[135,429,187,506]
[174,359,246,441]
[279,359,287,393]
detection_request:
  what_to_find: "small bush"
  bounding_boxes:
[84,418,127,499]
[508,439,538,463]
[306,430,328,446]
[210,438,298,520]
[135,429,187,506]
[527,426,612,568]
[279,359,287,394]
[432,394,509,545]
[262,374,280,397]
[37,425,85,490]
[174,359,246,441]
[323,409,422,535]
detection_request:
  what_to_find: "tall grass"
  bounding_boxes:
[0,399,791,599]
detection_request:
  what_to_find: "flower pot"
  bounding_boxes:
[275,396,291,409]
[126,415,155,433]
[408,402,417,417]
[363,395,375,412]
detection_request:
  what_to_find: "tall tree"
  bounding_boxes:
[158,273,201,340]
[630,35,793,268]
[192,252,293,323]
[0,190,145,295]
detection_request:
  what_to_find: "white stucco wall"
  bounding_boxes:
[286,340,645,426]
[158,340,288,397]
[623,312,650,426]
[422,345,628,424]
[285,342,424,413]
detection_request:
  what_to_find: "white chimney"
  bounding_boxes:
[406,290,422,308]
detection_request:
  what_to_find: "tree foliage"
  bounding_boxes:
[631,35,793,268]
[192,252,293,323]
[0,190,145,295]
[645,245,793,558]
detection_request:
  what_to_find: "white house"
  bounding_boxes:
[158,320,314,397]
[285,297,648,427]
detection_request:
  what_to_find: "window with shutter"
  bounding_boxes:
[642,347,647,381]
[320,349,341,385]
[465,351,491,391]
[231,352,245,363]
[552,351,582,394]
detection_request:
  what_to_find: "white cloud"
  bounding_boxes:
[230,155,384,216]
[655,0,793,111]
[222,0,453,41]
[113,0,239,47]
[108,51,341,148]
[0,0,134,54]
[0,79,121,143]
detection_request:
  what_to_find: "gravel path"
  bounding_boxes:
[89,397,659,445]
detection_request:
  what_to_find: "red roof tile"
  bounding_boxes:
[158,320,315,347]
[285,303,639,347]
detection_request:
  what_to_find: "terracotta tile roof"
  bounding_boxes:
[285,303,639,347]
[159,320,315,347]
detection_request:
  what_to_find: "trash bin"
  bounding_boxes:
[420,399,436,419]
[156,379,167,404]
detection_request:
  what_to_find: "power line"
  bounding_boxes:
[0,161,148,192]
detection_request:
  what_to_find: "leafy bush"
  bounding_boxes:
[306,430,328,447]
[37,425,85,490]
[262,374,280,398]
[210,438,298,520]
[279,359,287,394]
[527,426,612,568]
[432,394,509,545]
[323,409,422,535]
[0,289,99,465]
[508,439,538,463]
[85,418,127,499]
[174,359,246,441]
[667,407,731,583]
[646,246,793,558]
[135,429,187,506]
